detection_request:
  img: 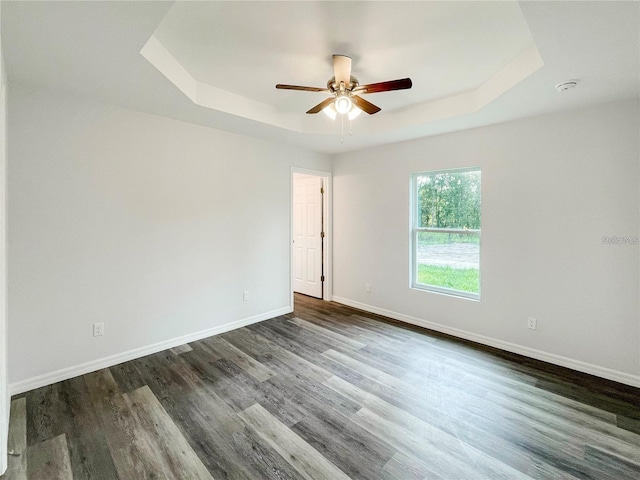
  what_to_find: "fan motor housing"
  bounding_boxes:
[328,76,359,92]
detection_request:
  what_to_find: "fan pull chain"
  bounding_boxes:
[341,114,344,143]
[349,116,353,136]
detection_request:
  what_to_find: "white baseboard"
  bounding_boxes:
[332,296,640,388]
[10,306,292,395]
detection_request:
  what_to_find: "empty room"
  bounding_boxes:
[0,1,639,479]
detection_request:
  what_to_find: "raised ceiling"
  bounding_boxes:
[147,1,537,112]
[2,1,639,153]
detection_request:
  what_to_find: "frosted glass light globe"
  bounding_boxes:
[334,94,352,114]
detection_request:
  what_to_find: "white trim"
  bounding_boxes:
[9,306,291,396]
[290,167,332,302]
[332,296,640,388]
[0,48,8,475]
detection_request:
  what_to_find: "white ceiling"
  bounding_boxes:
[3,1,639,154]
[152,1,534,109]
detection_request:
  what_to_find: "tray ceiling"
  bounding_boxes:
[3,1,638,153]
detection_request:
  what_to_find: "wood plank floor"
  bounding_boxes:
[3,294,640,479]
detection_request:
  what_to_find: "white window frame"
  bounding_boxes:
[410,167,481,301]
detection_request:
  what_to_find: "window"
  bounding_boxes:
[411,168,481,299]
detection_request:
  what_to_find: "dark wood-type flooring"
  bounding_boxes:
[3,294,640,479]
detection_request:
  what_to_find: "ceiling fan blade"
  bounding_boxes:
[352,78,412,94]
[333,55,352,86]
[351,95,381,115]
[306,97,336,114]
[276,84,330,92]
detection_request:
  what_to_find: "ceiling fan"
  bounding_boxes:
[276,54,412,118]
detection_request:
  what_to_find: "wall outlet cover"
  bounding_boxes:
[93,322,104,337]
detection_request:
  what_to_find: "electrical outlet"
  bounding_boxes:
[365,283,371,293]
[93,322,104,337]
[243,291,250,301]
[527,317,537,330]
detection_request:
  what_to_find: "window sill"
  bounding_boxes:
[410,284,480,301]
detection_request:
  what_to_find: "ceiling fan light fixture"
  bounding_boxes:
[322,103,337,120]
[275,54,412,142]
[334,93,352,114]
[347,105,362,120]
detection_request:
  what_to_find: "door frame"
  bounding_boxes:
[290,167,332,306]
[0,55,8,475]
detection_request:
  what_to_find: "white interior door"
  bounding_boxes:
[293,174,323,298]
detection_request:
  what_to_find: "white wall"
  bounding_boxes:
[6,85,639,397]
[7,85,330,391]
[0,5,8,472]
[332,100,640,386]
